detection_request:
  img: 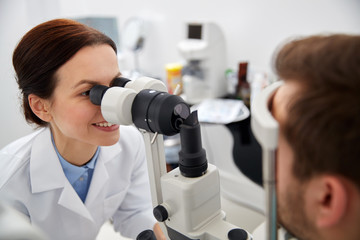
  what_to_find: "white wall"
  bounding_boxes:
[1,0,359,148]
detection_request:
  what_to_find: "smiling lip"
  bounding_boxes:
[92,122,119,132]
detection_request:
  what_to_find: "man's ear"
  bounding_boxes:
[28,94,52,122]
[307,176,347,228]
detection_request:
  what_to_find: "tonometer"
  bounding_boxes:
[251,80,283,240]
[89,76,254,240]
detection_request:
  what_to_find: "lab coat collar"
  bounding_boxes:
[30,128,119,193]
[29,128,122,222]
[29,128,94,221]
[84,142,122,206]
[30,128,65,193]
[83,151,109,206]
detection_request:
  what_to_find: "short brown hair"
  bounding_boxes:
[274,34,360,189]
[13,18,117,127]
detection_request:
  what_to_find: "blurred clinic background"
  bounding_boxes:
[1,0,359,148]
[0,0,360,238]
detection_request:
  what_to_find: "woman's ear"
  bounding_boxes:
[28,94,52,122]
[307,176,347,229]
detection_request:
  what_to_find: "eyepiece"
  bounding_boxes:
[111,77,131,87]
[131,89,190,135]
[178,111,208,177]
[136,230,156,240]
[89,85,109,105]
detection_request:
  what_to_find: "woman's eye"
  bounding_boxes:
[81,90,90,96]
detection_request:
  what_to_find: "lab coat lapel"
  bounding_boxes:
[30,128,94,222]
[58,180,94,222]
[85,145,118,206]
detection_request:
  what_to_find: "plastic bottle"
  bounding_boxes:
[165,63,183,94]
[225,69,237,97]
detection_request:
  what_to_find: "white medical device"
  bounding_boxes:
[90,77,252,240]
[177,22,227,104]
[251,81,284,240]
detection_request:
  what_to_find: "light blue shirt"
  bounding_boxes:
[51,135,99,202]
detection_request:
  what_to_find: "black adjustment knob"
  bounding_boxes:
[136,229,156,240]
[228,228,248,240]
[153,205,168,222]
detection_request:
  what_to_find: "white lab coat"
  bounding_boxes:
[0,126,156,240]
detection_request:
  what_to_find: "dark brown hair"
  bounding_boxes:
[274,34,360,189]
[13,18,117,127]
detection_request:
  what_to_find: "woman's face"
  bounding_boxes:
[48,44,121,147]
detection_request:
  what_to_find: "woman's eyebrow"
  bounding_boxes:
[73,73,122,89]
[72,79,99,89]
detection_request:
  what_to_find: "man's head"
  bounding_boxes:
[271,34,360,240]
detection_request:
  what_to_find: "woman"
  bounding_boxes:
[0,19,164,240]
